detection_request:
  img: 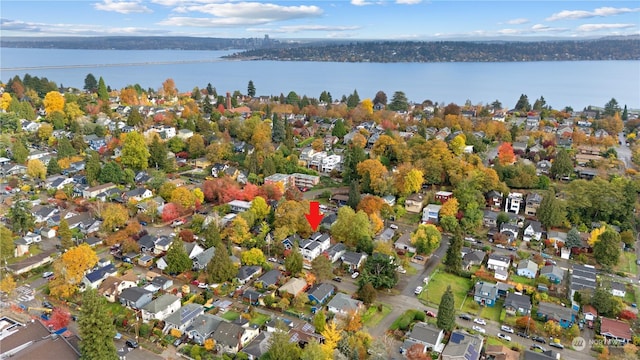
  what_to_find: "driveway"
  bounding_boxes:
[616,132,633,169]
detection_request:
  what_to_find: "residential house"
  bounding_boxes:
[82,183,116,199]
[163,303,205,334]
[487,254,511,272]
[325,243,347,263]
[255,270,282,289]
[376,228,395,242]
[523,349,561,360]
[137,235,157,252]
[435,191,454,204]
[483,210,499,228]
[292,173,320,189]
[536,160,552,176]
[150,275,173,291]
[124,188,153,202]
[441,330,484,360]
[32,206,57,223]
[474,282,499,307]
[241,332,271,360]
[494,268,509,281]
[504,193,523,214]
[463,250,486,270]
[154,236,172,255]
[119,287,153,309]
[327,292,363,315]
[22,232,41,245]
[516,260,538,279]
[177,129,194,140]
[141,294,181,322]
[395,233,416,254]
[484,345,520,360]
[583,305,598,322]
[539,265,565,284]
[192,246,216,271]
[610,281,626,297]
[500,223,519,240]
[299,233,331,267]
[228,200,251,213]
[97,276,136,303]
[405,193,425,213]
[485,190,503,211]
[263,173,294,189]
[422,204,442,223]
[524,193,543,216]
[600,317,632,343]
[82,264,117,290]
[278,277,308,298]
[341,251,367,272]
[307,283,335,304]
[570,264,597,309]
[186,313,224,345]
[184,242,204,259]
[523,221,544,242]
[237,266,262,285]
[242,289,262,306]
[0,163,26,177]
[212,322,257,354]
[382,195,396,206]
[13,238,29,257]
[537,302,576,328]
[0,316,82,360]
[403,322,446,354]
[504,293,532,315]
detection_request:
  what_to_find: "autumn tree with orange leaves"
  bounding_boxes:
[497,142,516,164]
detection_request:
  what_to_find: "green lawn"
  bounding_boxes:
[624,287,636,305]
[221,310,240,321]
[250,313,271,326]
[616,252,638,276]
[510,275,536,287]
[420,268,472,309]
[480,300,504,322]
[362,303,393,327]
[486,336,523,350]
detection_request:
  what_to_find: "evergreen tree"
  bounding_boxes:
[47,156,62,175]
[11,139,29,164]
[284,118,294,150]
[357,282,376,305]
[537,190,566,228]
[57,137,76,158]
[247,80,256,97]
[206,83,214,96]
[8,201,34,236]
[444,233,463,274]
[85,151,101,184]
[148,136,168,170]
[514,94,531,112]
[565,228,582,250]
[126,107,143,126]
[388,91,409,111]
[550,149,573,179]
[593,229,622,268]
[165,239,192,275]
[78,289,118,360]
[58,219,73,250]
[97,77,109,102]
[202,95,212,114]
[373,90,387,106]
[622,105,628,121]
[203,224,221,249]
[347,181,361,209]
[332,119,347,138]
[207,244,237,283]
[346,89,360,108]
[342,145,365,184]
[272,113,285,143]
[84,73,98,92]
[603,98,620,117]
[437,285,456,332]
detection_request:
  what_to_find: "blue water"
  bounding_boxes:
[1,48,638,109]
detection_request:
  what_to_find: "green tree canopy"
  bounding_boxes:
[165,239,193,275]
[207,244,237,283]
[443,233,463,274]
[550,149,573,179]
[121,131,150,171]
[388,91,409,111]
[593,229,622,267]
[78,288,118,360]
[437,285,456,332]
[411,224,442,255]
[358,252,398,289]
[285,247,303,276]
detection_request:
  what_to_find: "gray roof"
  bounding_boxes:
[504,293,532,311]
[151,276,172,287]
[142,293,180,313]
[474,282,498,300]
[408,322,442,346]
[441,330,483,360]
[187,313,224,338]
[540,265,565,280]
[242,332,271,359]
[570,264,597,291]
[212,322,244,348]
[307,283,335,302]
[488,253,511,264]
[517,260,538,273]
[237,265,261,281]
[463,250,486,265]
[256,269,281,287]
[341,251,366,265]
[165,303,204,327]
[193,246,215,269]
[537,301,575,321]
[327,292,362,313]
[611,281,626,292]
[526,221,544,233]
[119,287,152,303]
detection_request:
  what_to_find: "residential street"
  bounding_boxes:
[617,132,633,169]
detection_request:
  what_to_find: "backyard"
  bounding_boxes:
[362,303,392,327]
[480,300,504,322]
[419,268,472,311]
[615,252,638,276]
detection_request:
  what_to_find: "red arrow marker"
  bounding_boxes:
[305,201,324,231]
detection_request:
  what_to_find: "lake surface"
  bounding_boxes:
[1,48,638,110]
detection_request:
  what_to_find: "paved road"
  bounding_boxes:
[616,132,633,169]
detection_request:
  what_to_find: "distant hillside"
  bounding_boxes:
[225,39,640,62]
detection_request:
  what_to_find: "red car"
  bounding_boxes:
[190,280,200,286]
[425,310,436,317]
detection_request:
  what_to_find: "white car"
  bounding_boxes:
[497,333,512,341]
[473,318,486,325]
[197,283,209,289]
[351,272,360,279]
[268,257,278,263]
[397,266,407,274]
[414,286,423,295]
[171,219,185,227]
[500,325,514,333]
[472,325,486,334]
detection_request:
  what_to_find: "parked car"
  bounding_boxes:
[530,344,546,352]
[126,340,139,349]
[171,219,185,227]
[332,277,343,283]
[532,336,546,344]
[473,318,486,325]
[496,244,506,249]
[472,325,486,334]
[425,310,436,317]
[42,301,54,309]
[173,337,184,347]
[389,224,399,230]
[191,280,200,286]
[507,246,518,251]
[459,314,473,321]
[517,331,530,339]
[414,286,423,295]
[497,333,511,341]
[351,272,360,279]
[139,221,148,226]
[397,266,407,274]
[268,257,278,263]
[197,283,209,289]
[549,342,564,349]
[42,271,54,279]
[414,255,424,261]
[500,325,514,333]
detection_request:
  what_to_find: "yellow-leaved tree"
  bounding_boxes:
[100,203,129,232]
[588,225,607,247]
[171,186,196,208]
[440,198,459,217]
[0,274,17,295]
[49,243,98,299]
[361,98,373,115]
[241,248,265,266]
[26,159,46,180]
[204,338,215,351]
[321,321,341,358]
[0,92,12,111]
[43,91,65,114]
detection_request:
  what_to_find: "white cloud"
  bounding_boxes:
[396,0,422,4]
[506,18,529,25]
[351,0,374,6]
[175,2,322,19]
[547,7,640,21]
[94,0,152,14]
[577,23,636,32]
[0,18,164,36]
[247,24,360,34]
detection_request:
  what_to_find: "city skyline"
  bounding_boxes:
[1,1,639,40]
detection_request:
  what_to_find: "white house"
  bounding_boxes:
[516,260,538,279]
[487,254,511,272]
[422,204,442,224]
[228,200,251,213]
[504,192,523,214]
[610,282,626,298]
[299,233,331,268]
[142,294,182,322]
[523,221,543,242]
[320,154,342,173]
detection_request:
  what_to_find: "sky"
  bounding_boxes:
[1,1,639,40]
